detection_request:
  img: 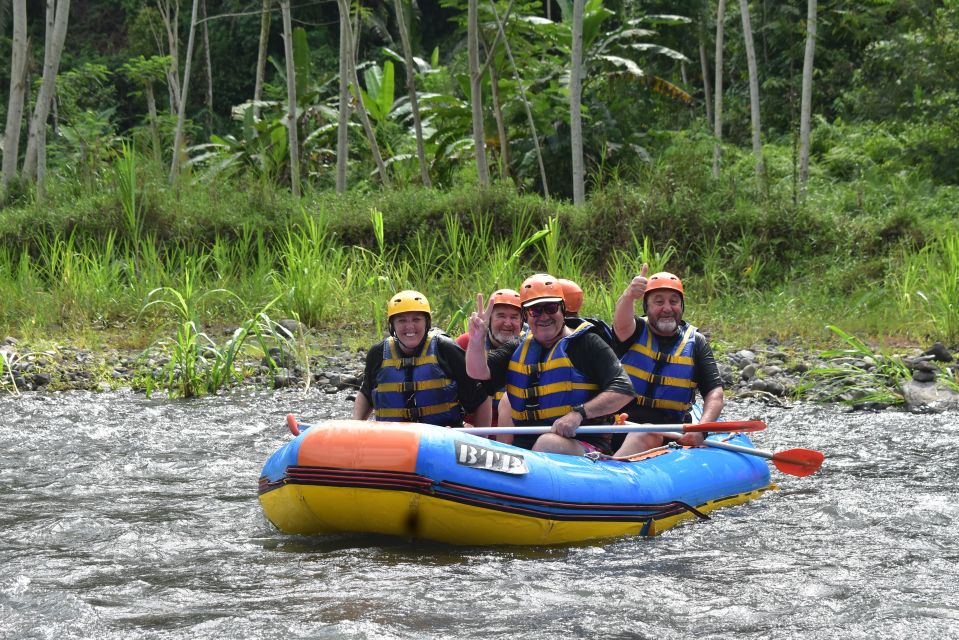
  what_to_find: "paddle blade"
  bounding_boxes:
[683,419,767,434]
[771,448,824,477]
[286,413,301,436]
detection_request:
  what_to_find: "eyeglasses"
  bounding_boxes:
[526,302,561,317]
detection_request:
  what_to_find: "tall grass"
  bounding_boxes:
[898,234,959,343]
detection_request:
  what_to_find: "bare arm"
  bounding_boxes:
[550,390,635,438]
[677,386,725,446]
[471,396,493,427]
[352,393,373,420]
[613,263,648,342]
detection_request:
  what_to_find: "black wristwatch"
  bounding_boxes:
[572,404,588,420]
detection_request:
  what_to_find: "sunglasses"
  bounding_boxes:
[526,302,561,317]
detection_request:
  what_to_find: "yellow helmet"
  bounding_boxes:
[387,290,432,321]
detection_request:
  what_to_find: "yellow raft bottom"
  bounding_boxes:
[259,483,777,546]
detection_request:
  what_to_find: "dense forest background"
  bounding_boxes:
[0,0,958,355]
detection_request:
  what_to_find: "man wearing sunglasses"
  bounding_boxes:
[466,274,634,456]
[610,265,725,456]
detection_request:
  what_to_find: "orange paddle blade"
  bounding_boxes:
[772,448,824,477]
[286,413,301,436]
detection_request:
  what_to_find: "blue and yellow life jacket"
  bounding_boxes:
[620,321,698,421]
[372,331,463,426]
[505,323,599,425]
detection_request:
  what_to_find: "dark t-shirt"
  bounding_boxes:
[613,316,722,425]
[359,333,489,413]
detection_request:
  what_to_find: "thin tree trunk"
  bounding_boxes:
[739,0,763,178]
[698,16,713,127]
[336,12,349,193]
[157,0,182,114]
[253,0,271,119]
[487,0,548,196]
[392,0,431,186]
[23,0,70,182]
[712,0,726,178]
[145,83,162,164]
[488,60,510,180]
[799,0,817,197]
[201,0,214,133]
[279,0,300,197]
[570,0,585,204]
[336,0,391,187]
[169,0,201,182]
[2,0,29,188]
[468,0,489,186]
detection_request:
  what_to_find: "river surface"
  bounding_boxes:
[1,389,957,639]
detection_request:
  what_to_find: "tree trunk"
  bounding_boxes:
[739,0,763,178]
[488,60,510,180]
[279,0,300,197]
[487,0,548,196]
[253,0,271,120]
[698,18,713,128]
[467,0,490,186]
[23,0,70,182]
[157,0,182,114]
[336,0,391,187]
[201,0,214,133]
[799,0,817,196]
[336,10,349,193]
[712,0,726,178]
[169,0,201,182]
[145,82,162,165]
[570,0,585,204]
[392,0,431,186]
[2,0,29,189]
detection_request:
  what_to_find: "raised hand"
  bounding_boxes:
[624,263,650,301]
[467,292,494,341]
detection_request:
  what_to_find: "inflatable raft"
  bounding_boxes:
[258,419,774,545]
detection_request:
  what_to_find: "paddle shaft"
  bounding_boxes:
[461,419,765,436]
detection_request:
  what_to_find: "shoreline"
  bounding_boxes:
[2,330,957,414]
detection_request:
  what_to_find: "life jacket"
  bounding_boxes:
[620,320,698,421]
[505,323,599,425]
[372,331,463,426]
[566,316,614,347]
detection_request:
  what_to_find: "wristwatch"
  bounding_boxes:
[572,404,588,420]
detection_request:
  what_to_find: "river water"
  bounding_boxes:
[1,388,957,639]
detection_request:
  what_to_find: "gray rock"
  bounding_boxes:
[741,363,758,381]
[749,379,769,392]
[901,379,959,412]
[924,341,954,362]
[2,336,17,346]
[718,364,734,389]
[97,382,112,393]
[762,365,783,376]
[730,350,757,368]
[273,368,294,389]
[33,373,52,387]
[763,380,786,396]
[276,319,306,339]
[323,385,338,394]
[791,361,810,374]
[912,369,937,383]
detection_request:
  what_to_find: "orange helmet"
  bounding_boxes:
[644,272,684,309]
[519,273,565,308]
[489,288,522,310]
[558,279,583,313]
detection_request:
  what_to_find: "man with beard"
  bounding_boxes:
[352,290,492,427]
[466,274,633,456]
[611,265,724,456]
[455,288,526,430]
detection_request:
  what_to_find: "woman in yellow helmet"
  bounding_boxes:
[352,290,492,427]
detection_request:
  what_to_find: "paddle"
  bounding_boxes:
[654,429,824,477]
[461,419,766,436]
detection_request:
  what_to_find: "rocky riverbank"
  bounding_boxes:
[2,331,958,414]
